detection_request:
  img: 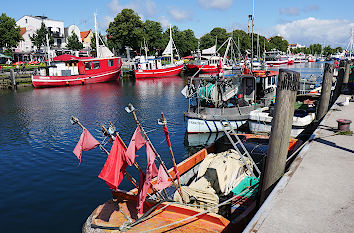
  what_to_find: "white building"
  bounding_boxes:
[65,25,81,44]
[16,15,65,50]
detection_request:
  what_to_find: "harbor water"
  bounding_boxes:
[0,62,325,233]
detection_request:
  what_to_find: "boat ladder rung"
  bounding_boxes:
[220,120,261,178]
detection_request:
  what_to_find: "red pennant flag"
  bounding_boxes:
[125,127,145,165]
[163,126,171,147]
[154,164,171,190]
[98,138,127,190]
[137,143,158,214]
[73,128,100,163]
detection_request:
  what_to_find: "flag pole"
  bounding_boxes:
[102,122,165,200]
[70,116,141,195]
[159,112,184,200]
[125,104,185,203]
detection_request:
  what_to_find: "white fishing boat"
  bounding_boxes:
[249,95,318,137]
[183,71,279,133]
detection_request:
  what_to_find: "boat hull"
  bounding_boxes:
[265,60,288,66]
[186,64,219,73]
[187,118,247,133]
[134,64,184,78]
[32,68,121,88]
[249,107,316,137]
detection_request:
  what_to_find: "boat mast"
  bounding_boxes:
[144,37,148,60]
[94,13,100,58]
[46,33,51,66]
[250,0,254,73]
[170,24,173,64]
[346,28,354,60]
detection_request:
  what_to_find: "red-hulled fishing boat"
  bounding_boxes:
[134,25,184,79]
[32,55,122,88]
[32,14,122,88]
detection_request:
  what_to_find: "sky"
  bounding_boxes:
[3,0,354,47]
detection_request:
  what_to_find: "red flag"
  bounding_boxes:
[73,128,100,163]
[163,126,171,147]
[137,143,158,214]
[154,164,171,190]
[125,127,145,165]
[98,138,127,190]
[217,59,223,74]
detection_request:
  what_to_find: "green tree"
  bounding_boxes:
[162,26,198,57]
[177,29,198,56]
[90,33,104,51]
[0,13,22,51]
[268,36,289,52]
[308,44,322,55]
[323,46,333,56]
[30,22,53,50]
[106,8,144,53]
[143,20,164,55]
[66,31,83,51]
[335,47,343,53]
[200,27,229,55]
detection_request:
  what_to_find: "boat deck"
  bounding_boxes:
[244,95,354,233]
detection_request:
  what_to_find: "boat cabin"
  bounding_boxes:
[38,55,120,77]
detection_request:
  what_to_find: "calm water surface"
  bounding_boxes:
[0,62,324,233]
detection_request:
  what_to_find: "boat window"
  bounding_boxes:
[93,61,100,69]
[268,77,271,85]
[84,61,92,70]
[108,59,114,67]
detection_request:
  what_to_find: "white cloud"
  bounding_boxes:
[106,0,156,21]
[159,16,170,29]
[273,17,354,47]
[168,8,190,21]
[197,0,233,10]
[279,7,299,16]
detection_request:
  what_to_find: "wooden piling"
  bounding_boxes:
[316,63,334,121]
[343,60,350,84]
[331,60,345,104]
[10,69,16,89]
[260,69,300,203]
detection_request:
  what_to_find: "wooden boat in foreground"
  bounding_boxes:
[83,134,299,233]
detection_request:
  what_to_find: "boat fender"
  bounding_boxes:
[81,79,85,85]
[66,81,69,85]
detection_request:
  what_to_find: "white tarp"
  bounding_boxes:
[202,45,216,55]
[174,149,252,213]
[162,38,173,56]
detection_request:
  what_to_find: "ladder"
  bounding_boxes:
[220,120,261,178]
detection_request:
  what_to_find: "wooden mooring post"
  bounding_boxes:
[316,63,334,121]
[332,60,345,104]
[260,69,300,203]
[10,69,16,89]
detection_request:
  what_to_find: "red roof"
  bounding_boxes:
[49,54,94,62]
[20,27,26,36]
[51,54,80,61]
[80,30,91,41]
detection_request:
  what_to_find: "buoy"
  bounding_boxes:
[81,79,85,85]
[66,81,69,85]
